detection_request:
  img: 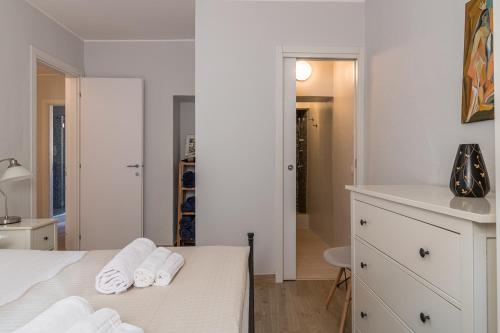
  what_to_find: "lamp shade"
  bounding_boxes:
[0,160,32,183]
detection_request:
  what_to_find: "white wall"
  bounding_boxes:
[331,61,355,247]
[0,0,83,218]
[196,0,364,273]
[365,0,495,187]
[84,41,195,245]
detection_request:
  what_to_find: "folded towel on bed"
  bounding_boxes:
[95,238,156,294]
[66,308,121,333]
[112,323,144,333]
[134,247,172,288]
[13,296,94,333]
[154,252,185,286]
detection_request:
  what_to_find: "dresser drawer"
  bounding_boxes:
[32,224,55,250]
[354,238,461,333]
[354,277,411,333]
[353,200,461,300]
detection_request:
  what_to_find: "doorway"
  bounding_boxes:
[31,47,82,251]
[36,61,66,249]
[173,96,196,246]
[278,49,363,282]
[294,60,356,280]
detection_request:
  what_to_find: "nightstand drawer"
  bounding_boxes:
[353,200,461,300]
[0,229,27,249]
[354,238,461,333]
[354,277,411,333]
[32,224,55,250]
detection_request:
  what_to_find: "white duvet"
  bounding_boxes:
[0,250,86,306]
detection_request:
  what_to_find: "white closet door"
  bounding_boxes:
[80,78,144,250]
[283,58,297,280]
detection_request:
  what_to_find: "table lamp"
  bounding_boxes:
[0,158,32,224]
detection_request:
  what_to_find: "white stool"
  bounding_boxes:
[323,246,351,333]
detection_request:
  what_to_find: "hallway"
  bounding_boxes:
[296,228,338,280]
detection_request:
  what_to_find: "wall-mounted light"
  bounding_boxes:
[296,61,312,81]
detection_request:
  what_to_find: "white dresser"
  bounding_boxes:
[0,219,58,250]
[347,185,496,333]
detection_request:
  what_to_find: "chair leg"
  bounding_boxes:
[325,267,344,310]
[339,279,352,333]
[342,269,349,288]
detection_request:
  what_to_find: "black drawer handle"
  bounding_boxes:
[360,312,367,319]
[419,312,430,323]
[360,262,368,269]
[43,236,49,241]
[360,219,367,226]
[419,248,430,258]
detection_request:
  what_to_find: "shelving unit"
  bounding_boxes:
[176,161,195,246]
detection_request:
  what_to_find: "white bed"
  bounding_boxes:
[0,246,251,333]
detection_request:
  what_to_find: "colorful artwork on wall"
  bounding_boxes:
[462,0,494,123]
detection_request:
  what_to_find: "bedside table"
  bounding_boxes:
[0,219,58,250]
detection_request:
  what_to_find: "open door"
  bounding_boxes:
[283,57,297,280]
[80,78,144,250]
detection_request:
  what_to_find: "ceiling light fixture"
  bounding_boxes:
[296,61,312,81]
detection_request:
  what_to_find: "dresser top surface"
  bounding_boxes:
[0,218,57,230]
[346,185,495,223]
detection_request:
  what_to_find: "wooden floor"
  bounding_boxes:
[57,221,65,250]
[255,275,351,333]
[297,228,338,280]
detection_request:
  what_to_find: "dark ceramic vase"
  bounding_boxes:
[449,144,490,197]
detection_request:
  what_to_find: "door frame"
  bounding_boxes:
[30,46,82,249]
[274,46,365,283]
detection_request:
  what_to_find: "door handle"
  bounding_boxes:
[126,164,140,168]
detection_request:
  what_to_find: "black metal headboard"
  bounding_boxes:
[247,232,255,333]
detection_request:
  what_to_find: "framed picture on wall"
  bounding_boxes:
[462,0,494,123]
[184,135,195,160]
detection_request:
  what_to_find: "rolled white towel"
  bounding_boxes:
[112,323,145,333]
[154,252,185,286]
[134,247,172,288]
[66,308,121,333]
[13,296,94,333]
[95,238,156,294]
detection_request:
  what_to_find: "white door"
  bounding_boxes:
[283,58,297,280]
[65,77,80,251]
[80,78,144,250]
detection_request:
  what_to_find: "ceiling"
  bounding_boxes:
[25,0,195,40]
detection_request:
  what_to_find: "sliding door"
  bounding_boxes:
[283,58,297,280]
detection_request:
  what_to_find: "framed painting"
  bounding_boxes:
[462,0,494,123]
